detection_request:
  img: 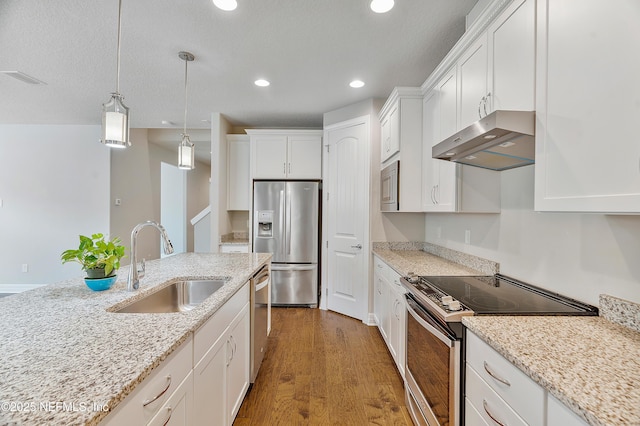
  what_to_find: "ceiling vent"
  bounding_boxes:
[0,71,47,85]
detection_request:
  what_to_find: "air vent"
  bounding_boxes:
[1,71,47,85]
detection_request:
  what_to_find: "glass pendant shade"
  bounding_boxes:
[101,93,130,148]
[178,134,195,170]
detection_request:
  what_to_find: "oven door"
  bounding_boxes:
[405,294,461,426]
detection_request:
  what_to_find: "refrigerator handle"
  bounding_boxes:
[280,189,286,258]
[286,188,292,255]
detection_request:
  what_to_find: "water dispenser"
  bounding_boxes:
[256,211,273,237]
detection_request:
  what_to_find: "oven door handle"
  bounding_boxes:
[405,294,457,347]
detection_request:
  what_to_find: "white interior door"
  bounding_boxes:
[323,117,369,321]
[161,162,186,256]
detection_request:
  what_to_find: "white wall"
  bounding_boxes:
[110,129,210,263]
[0,125,110,289]
[425,165,640,306]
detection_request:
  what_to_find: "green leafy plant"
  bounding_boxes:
[61,233,126,278]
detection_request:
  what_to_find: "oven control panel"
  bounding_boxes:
[402,275,473,322]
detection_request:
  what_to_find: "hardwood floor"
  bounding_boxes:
[234,307,412,425]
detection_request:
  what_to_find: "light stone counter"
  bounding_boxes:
[463,295,640,426]
[372,241,498,276]
[0,252,271,426]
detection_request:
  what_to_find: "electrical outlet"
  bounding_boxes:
[114,198,122,206]
[21,264,28,273]
[436,227,442,239]
[465,230,471,244]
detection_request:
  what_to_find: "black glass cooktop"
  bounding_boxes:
[419,274,598,315]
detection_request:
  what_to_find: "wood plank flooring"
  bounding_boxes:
[234,308,412,425]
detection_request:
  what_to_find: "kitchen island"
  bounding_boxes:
[0,252,271,426]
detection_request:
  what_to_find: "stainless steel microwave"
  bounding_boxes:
[381,160,399,211]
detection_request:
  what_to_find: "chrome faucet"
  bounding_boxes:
[127,220,174,291]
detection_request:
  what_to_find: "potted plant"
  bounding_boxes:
[61,233,126,290]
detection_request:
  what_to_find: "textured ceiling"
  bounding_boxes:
[0,0,476,130]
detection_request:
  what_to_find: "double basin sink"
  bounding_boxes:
[113,279,228,313]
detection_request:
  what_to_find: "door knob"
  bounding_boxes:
[351,244,363,249]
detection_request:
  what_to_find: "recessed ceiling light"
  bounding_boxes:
[254,79,270,87]
[161,120,175,125]
[370,0,394,13]
[350,80,365,88]
[213,0,237,11]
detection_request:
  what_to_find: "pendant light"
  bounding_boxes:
[178,51,195,170]
[101,0,130,148]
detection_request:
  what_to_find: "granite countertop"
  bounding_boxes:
[463,298,640,426]
[372,242,498,276]
[219,232,249,245]
[0,252,271,426]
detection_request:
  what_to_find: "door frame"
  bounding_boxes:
[320,115,371,322]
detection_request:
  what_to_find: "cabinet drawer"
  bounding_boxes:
[466,331,544,425]
[465,398,489,426]
[466,364,528,426]
[103,336,193,425]
[194,282,250,364]
[146,372,193,426]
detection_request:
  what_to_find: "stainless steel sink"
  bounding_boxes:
[114,279,227,313]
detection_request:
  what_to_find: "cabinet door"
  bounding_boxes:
[487,0,535,113]
[381,114,391,163]
[535,0,640,212]
[287,135,322,179]
[227,136,250,210]
[547,393,588,426]
[422,89,440,211]
[388,104,400,161]
[458,35,488,129]
[439,67,458,140]
[252,135,288,179]
[435,68,459,212]
[226,303,250,422]
[193,333,227,426]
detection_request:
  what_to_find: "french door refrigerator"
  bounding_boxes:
[253,181,319,307]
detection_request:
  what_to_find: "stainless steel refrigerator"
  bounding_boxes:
[253,181,319,307]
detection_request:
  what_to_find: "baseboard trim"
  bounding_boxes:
[364,313,378,326]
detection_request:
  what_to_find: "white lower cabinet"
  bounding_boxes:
[147,372,193,426]
[101,336,194,425]
[466,329,588,426]
[547,393,588,426]
[372,255,406,380]
[220,243,249,253]
[466,330,544,425]
[101,282,252,426]
[193,283,250,426]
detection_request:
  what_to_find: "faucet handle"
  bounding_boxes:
[138,258,146,278]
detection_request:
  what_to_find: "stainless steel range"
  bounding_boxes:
[401,273,598,426]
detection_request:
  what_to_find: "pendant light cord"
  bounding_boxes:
[115,0,123,94]
[183,57,189,135]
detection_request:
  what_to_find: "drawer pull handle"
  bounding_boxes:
[483,399,506,426]
[142,375,172,407]
[162,407,173,426]
[484,361,511,387]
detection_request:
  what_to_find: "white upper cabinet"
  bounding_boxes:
[458,35,489,130]
[380,103,400,163]
[487,0,535,113]
[422,68,500,213]
[534,0,640,212]
[378,87,423,212]
[248,129,323,180]
[227,135,250,211]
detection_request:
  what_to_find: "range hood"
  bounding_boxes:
[432,110,535,171]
